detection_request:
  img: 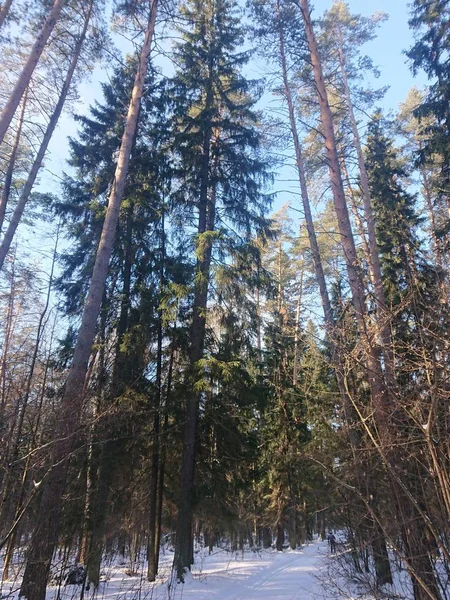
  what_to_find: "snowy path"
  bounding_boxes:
[0,540,342,600]
[158,540,333,600]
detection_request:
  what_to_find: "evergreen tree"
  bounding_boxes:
[365,112,448,600]
[170,0,272,578]
[53,56,191,589]
[365,112,421,309]
[407,0,450,222]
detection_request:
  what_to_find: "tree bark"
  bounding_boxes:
[0,0,14,29]
[174,179,217,579]
[298,0,389,423]
[337,42,396,387]
[0,87,27,234]
[147,207,165,582]
[18,4,158,598]
[0,1,93,270]
[292,270,303,385]
[154,332,176,575]
[276,0,359,447]
[0,0,67,146]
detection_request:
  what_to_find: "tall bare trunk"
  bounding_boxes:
[337,43,395,386]
[340,157,372,273]
[276,0,359,446]
[0,0,13,28]
[0,88,27,234]
[0,2,93,270]
[18,5,158,598]
[277,5,332,326]
[147,208,165,582]
[292,270,303,386]
[0,0,67,145]
[298,0,390,421]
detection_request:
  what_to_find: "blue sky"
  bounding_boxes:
[314,0,427,109]
[39,0,428,229]
[20,0,427,304]
[46,0,425,174]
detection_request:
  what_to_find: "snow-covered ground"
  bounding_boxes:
[0,539,410,600]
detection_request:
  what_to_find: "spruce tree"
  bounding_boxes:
[365,112,446,600]
[407,0,450,220]
[54,56,182,589]
[170,0,271,579]
[365,112,421,310]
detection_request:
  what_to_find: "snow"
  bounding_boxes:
[0,539,411,600]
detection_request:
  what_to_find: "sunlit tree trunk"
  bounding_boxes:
[337,41,396,387]
[0,0,14,29]
[0,0,94,270]
[0,0,67,146]
[0,88,27,234]
[297,0,389,423]
[18,4,158,598]
[276,0,359,446]
[297,0,394,587]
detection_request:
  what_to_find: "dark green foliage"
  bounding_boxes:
[365,112,421,307]
[169,0,272,249]
[408,0,450,215]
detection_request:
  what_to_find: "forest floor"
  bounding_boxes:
[0,538,411,600]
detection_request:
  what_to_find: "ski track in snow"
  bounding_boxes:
[153,540,332,600]
[196,546,326,600]
[0,540,348,600]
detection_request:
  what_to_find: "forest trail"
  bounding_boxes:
[2,541,336,600]
[0,539,393,599]
[159,539,336,600]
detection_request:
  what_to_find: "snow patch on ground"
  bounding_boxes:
[0,539,411,600]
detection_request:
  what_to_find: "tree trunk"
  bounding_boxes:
[18,5,158,598]
[277,3,332,326]
[173,51,216,581]
[0,251,17,455]
[85,440,113,590]
[298,0,389,425]
[0,0,14,29]
[0,1,93,270]
[174,181,216,578]
[0,0,67,146]
[337,42,395,387]
[371,520,393,586]
[288,508,296,550]
[0,225,59,520]
[262,527,272,549]
[154,333,176,574]
[0,87,27,234]
[292,270,303,385]
[147,208,165,582]
[80,300,108,589]
[277,0,359,447]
